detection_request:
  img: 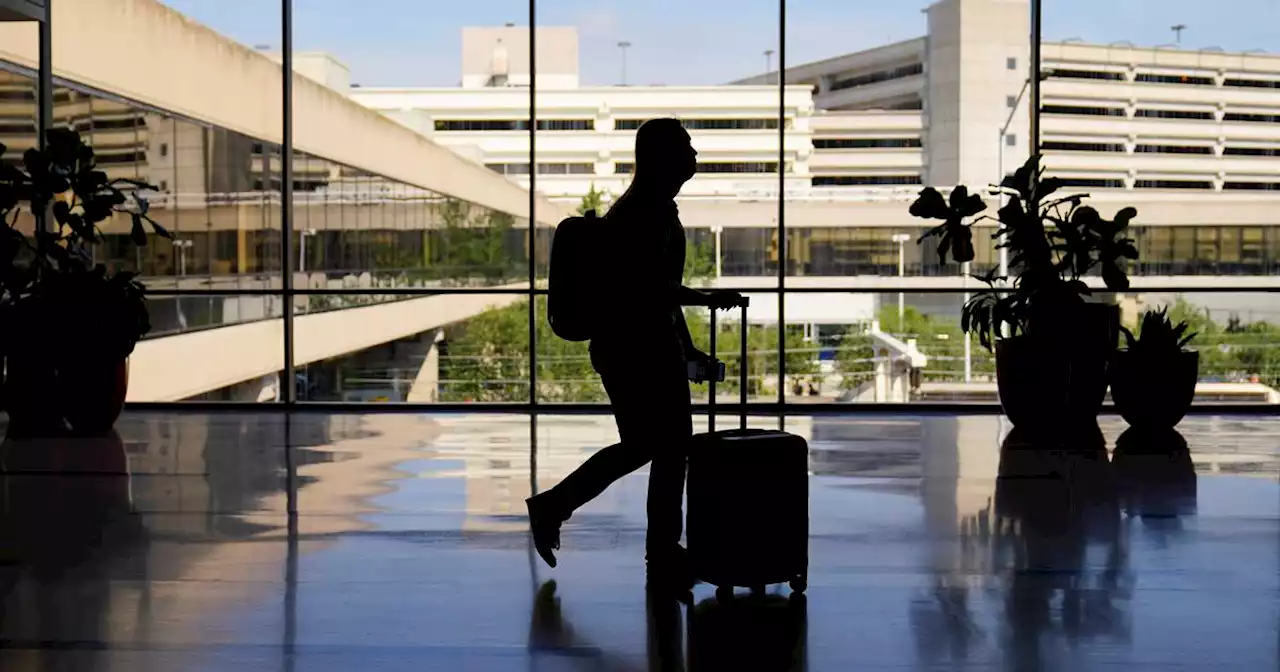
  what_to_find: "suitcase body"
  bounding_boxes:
[685,302,810,594]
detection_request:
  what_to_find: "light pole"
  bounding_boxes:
[998,69,1052,279]
[710,223,724,280]
[617,41,631,86]
[1171,24,1187,44]
[963,260,972,383]
[299,228,317,274]
[173,239,194,276]
[764,49,775,84]
[891,233,911,331]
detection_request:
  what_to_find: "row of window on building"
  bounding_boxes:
[828,63,925,93]
[801,61,1280,97]
[484,161,790,175]
[704,224,1280,279]
[1043,104,1280,123]
[483,159,1280,191]
[1048,67,1280,89]
[483,160,921,184]
[434,117,783,132]
[1044,140,1280,157]
[1049,177,1280,191]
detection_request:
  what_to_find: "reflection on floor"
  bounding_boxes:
[0,412,1275,670]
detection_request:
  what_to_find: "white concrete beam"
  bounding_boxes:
[0,0,569,226]
[128,286,527,402]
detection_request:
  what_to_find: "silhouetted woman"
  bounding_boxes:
[526,118,741,588]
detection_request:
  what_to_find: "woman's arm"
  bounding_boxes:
[678,285,709,307]
[676,305,698,358]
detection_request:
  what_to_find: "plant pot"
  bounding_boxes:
[2,354,66,438]
[62,357,130,436]
[995,336,1071,432]
[1109,350,1198,431]
[1033,302,1120,419]
[996,303,1119,432]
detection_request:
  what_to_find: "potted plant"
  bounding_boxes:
[911,155,1139,430]
[1110,308,1198,431]
[0,129,170,436]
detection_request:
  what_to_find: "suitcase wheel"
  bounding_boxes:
[790,575,807,594]
[715,585,734,602]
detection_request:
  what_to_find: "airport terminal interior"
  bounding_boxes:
[0,0,1276,669]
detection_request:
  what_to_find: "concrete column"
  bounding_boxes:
[874,347,890,402]
[406,329,444,403]
[924,0,1031,189]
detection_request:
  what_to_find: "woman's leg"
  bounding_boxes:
[528,348,690,568]
[536,364,674,518]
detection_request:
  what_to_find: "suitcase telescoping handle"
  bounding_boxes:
[707,297,749,434]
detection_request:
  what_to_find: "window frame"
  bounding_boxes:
[18,0,1260,413]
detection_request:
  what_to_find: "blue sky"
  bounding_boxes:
[161,0,1280,87]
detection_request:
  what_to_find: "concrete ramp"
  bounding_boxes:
[128,288,526,401]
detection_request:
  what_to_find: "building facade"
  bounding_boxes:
[345,0,1280,282]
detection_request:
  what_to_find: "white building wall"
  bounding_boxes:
[337,1,1280,230]
[351,84,815,202]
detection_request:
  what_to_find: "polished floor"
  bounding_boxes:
[0,411,1275,670]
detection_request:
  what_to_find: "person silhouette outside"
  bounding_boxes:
[526,118,742,586]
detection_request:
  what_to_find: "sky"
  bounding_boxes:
[160,0,1280,87]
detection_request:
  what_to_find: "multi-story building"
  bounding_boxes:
[342,0,1280,289]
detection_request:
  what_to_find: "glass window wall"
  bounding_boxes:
[2,0,1267,406]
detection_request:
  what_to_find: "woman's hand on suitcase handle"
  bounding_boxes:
[705,289,745,311]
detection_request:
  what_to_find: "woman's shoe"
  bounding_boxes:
[527,496,563,568]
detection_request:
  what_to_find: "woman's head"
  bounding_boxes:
[634,118,697,191]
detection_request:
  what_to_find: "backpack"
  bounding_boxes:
[548,209,606,342]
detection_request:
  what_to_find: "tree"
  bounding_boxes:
[681,309,817,397]
[835,306,994,391]
[835,329,877,391]
[430,198,518,285]
[684,237,716,283]
[578,183,609,215]
[438,296,603,402]
[1156,296,1280,386]
[880,306,994,382]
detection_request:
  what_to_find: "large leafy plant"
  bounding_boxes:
[911,155,1139,351]
[1121,307,1195,358]
[0,128,171,360]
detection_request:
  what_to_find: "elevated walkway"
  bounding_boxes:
[129,285,526,401]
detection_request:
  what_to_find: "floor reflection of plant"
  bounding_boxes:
[914,442,1140,668]
[991,445,1133,667]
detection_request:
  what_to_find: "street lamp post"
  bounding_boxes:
[299,228,317,274]
[891,233,911,331]
[618,41,632,86]
[764,49,775,84]
[174,239,194,276]
[998,69,1052,279]
[710,223,724,280]
[963,260,972,383]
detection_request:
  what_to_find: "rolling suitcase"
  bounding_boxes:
[686,300,810,599]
